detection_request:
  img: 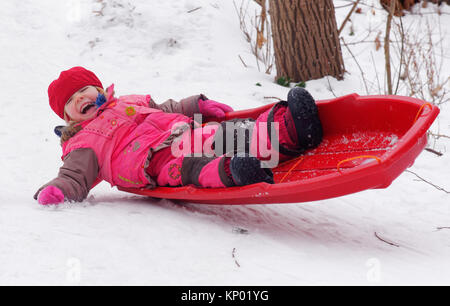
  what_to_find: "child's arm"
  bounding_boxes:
[34,148,99,204]
[148,94,233,119]
[148,94,203,117]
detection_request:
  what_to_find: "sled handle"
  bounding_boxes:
[413,103,433,123]
[337,155,382,173]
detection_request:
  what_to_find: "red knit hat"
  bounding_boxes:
[48,66,103,119]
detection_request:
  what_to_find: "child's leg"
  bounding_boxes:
[250,102,301,163]
[150,126,273,188]
[155,155,232,188]
[155,154,273,188]
[148,129,229,187]
[211,110,305,165]
[250,88,323,163]
[212,118,255,156]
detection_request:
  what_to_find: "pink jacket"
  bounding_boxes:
[63,89,192,188]
[35,85,203,201]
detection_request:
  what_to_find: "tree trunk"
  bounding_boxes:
[269,0,345,82]
[380,1,450,17]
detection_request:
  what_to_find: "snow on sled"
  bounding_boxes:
[118,94,439,204]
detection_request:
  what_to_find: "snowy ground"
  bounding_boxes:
[0,0,449,285]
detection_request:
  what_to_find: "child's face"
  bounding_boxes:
[64,85,99,122]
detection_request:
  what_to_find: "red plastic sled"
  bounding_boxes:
[118,94,439,204]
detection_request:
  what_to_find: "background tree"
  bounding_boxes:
[380,0,450,17]
[269,0,345,82]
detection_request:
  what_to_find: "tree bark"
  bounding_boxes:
[380,1,450,17]
[269,0,345,82]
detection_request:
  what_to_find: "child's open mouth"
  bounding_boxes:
[81,102,96,114]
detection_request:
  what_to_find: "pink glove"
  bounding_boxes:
[198,99,234,119]
[37,186,65,205]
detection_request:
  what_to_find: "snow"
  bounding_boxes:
[1,0,449,285]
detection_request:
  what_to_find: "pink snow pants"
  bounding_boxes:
[146,103,298,188]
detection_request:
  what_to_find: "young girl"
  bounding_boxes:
[34,66,322,205]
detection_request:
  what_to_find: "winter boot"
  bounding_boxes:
[229,153,274,186]
[286,87,323,151]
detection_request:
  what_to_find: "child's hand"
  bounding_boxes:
[198,99,234,119]
[37,186,65,205]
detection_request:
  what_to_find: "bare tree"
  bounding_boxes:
[269,0,345,82]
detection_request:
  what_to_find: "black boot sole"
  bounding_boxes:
[230,154,274,186]
[287,87,323,150]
